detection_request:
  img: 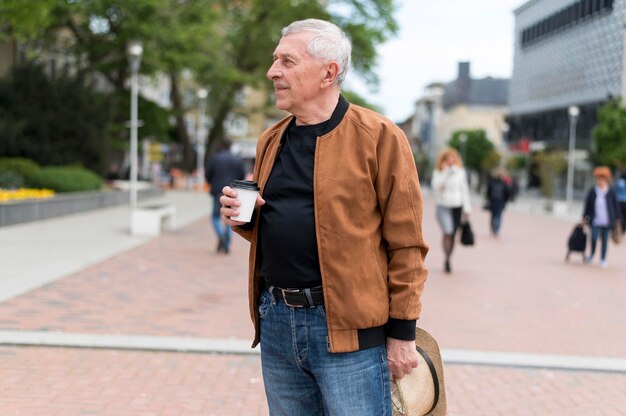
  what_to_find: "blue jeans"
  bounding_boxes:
[490,203,504,235]
[211,196,230,249]
[590,225,610,261]
[258,290,392,416]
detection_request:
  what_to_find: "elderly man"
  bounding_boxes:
[220,19,428,415]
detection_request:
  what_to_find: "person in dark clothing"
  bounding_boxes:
[615,172,626,234]
[504,175,519,202]
[205,140,246,253]
[582,166,623,268]
[486,168,511,237]
[217,19,428,415]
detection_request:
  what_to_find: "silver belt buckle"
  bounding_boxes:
[281,288,304,308]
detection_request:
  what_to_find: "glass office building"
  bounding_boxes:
[507,0,621,149]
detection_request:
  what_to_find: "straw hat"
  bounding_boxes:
[593,166,612,181]
[391,328,447,416]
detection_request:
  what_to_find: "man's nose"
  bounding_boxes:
[267,61,280,80]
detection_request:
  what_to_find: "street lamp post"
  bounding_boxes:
[459,133,468,166]
[566,105,579,210]
[196,88,208,188]
[425,100,437,172]
[127,40,143,209]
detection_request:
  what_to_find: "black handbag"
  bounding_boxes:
[566,224,586,261]
[460,221,475,246]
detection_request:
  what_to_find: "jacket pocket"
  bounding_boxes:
[369,237,387,285]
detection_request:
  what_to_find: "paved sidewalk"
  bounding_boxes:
[0,190,624,415]
[0,191,211,303]
[1,346,625,416]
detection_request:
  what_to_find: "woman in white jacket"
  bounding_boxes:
[431,148,472,273]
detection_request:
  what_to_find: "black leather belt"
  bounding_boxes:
[265,283,324,308]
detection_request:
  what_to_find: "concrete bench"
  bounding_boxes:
[131,204,176,237]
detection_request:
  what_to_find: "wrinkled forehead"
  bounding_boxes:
[273,32,313,59]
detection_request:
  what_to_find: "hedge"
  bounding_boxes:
[29,166,103,193]
[0,157,41,183]
[0,170,25,188]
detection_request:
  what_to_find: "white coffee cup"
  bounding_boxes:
[230,180,260,223]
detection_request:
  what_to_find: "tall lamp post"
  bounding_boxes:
[425,100,437,172]
[459,133,468,166]
[566,105,579,210]
[127,40,143,208]
[196,88,208,187]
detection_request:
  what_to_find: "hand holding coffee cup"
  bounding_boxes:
[220,180,264,226]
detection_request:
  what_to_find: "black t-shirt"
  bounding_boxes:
[259,96,349,288]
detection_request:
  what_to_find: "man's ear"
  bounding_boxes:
[321,61,340,87]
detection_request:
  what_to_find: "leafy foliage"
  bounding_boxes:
[0,171,24,189]
[2,0,398,171]
[592,99,626,170]
[0,157,42,182]
[195,0,398,155]
[0,63,112,174]
[111,91,175,148]
[448,129,495,172]
[0,0,57,41]
[506,155,528,171]
[480,150,501,172]
[533,151,567,198]
[29,166,103,192]
[342,90,382,113]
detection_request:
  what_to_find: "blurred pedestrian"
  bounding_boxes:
[582,166,622,268]
[485,168,511,237]
[219,19,428,415]
[504,174,519,202]
[615,171,626,234]
[205,139,246,254]
[432,148,472,273]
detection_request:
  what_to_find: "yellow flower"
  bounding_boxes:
[0,188,55,202]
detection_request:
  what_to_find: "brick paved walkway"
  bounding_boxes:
[419,199,626,358]
[0,195,624,415]
[0,218,253,340]
[0,346,267,416]
[1,346,625,415]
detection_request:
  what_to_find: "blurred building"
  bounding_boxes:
[400,83,444,175]
[507,0,618,151]
[226,86,286,161]
[0,31,79,80]
[439,62,509,152]
[405,62,509,175]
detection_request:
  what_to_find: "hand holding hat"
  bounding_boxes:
[391,328,447,416]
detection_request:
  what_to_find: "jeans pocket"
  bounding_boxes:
[316,305,327,320]
[258,291,274,320]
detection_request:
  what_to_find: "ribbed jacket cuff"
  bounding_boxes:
[386,318,417,341]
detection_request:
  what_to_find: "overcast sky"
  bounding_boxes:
[345,0,528,121]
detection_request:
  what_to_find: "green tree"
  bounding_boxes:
[533,151,567,199]
[46,0,221,171]
[0,63,113,174]
[198,0,398,157]
[480,149,501,172]
[0,0,56,41]
[592,98,626,170]
[342,90,382,113]
[448,129,495,172]
[3,0,397,171]
[506,154,527,171]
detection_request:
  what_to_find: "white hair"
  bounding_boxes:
[282,19,352,87]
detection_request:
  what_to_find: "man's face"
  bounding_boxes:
[267,32,327,114]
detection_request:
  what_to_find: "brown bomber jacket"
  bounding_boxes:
[233,103,429,353]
